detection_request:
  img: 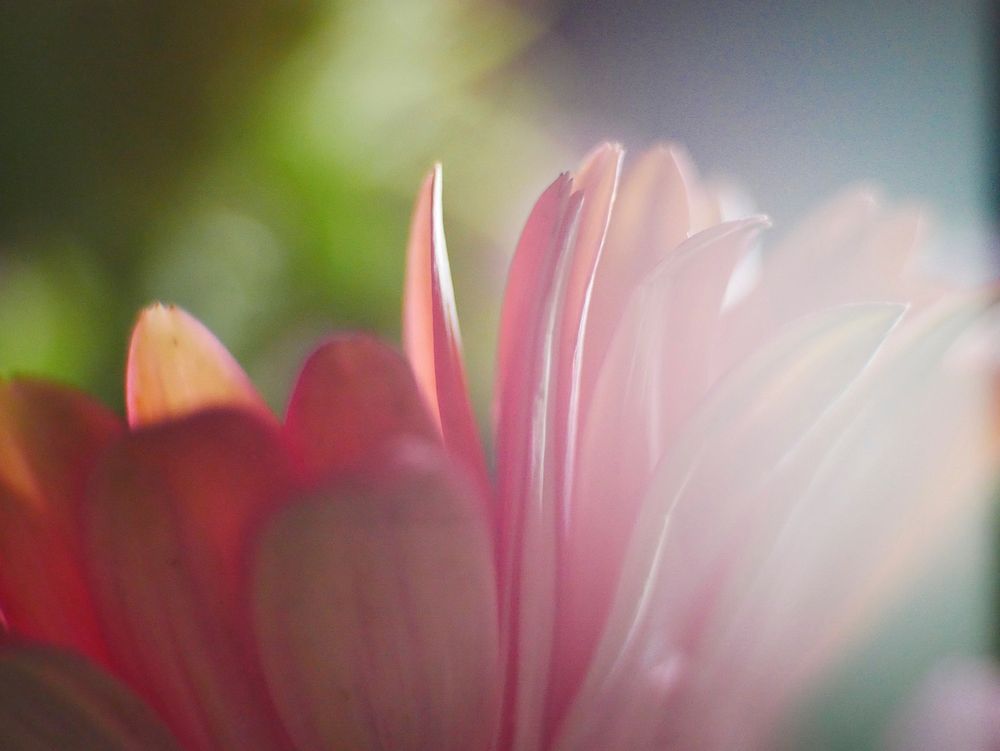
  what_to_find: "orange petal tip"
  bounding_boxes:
[126,304,271,428]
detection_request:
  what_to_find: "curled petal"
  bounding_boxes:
[252,442,500,751]
[0,379,121,663]
[86,409,294,751]
[284,334,438,484]
[0,644,180,750]
[127,303,271,427]
[403,166,490,503]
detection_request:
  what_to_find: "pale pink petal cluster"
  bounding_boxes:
[405,144,999,750]
[0,143,995,751]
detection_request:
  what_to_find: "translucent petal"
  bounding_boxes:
[678,297,1000,749]
[493,176,582,750]
[403,167,490,503]
[284,334,438,484]
[86,410,294,751]
[494,181,585,751]
[252,442,499,751]
[578,144,694,415]
[548,218,768,732]
[555,303,905,751]
[0,380,121,663]
[126,304,271,427]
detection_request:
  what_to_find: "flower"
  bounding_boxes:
[0,143,997,751]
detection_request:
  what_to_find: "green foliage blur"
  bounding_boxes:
[0,0,570,414]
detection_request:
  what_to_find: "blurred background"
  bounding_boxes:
[0,1,996,747]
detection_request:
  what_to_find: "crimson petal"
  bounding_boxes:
[0,379,122,663]
[85,409,294,751]
[283,334,438,485]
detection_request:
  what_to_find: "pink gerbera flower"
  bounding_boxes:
[0,144,995,751]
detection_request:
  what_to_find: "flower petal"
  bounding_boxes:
[494,180,583,751]
[0,644,180,750]
[495,173,574,425]
[547,217,769,733]
[284,334,439,484]
[678,297,1000,749]
[553,144,622,513]
[579,144,695,413]
[716,186,885,374]
[126,303,271,428]
[252,442,499,751]
[403,166,490,503]
[85,409,294,751]
[555,302,906,751]
[0,379,122,663]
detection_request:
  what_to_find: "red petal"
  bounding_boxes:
[252,442,500,751]
[85,409,294,751]
[0,644,180,749]
[403,166,491,505]
[0,379,122,663]
[283,334,438,485]
[127,304,272,428]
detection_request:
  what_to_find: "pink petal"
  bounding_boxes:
[548,217,768,733]
[553,144,622,513]
[493,175,583,751]
[403,167,490,504]
[0,379,122,664]
[503,148,623,751]
[85,409,294,751]
[126,303,272,428]
[251,442,499,751]
[495,173,574,423]
[555,303,905,751]
[680,298,1000,749]
[578,144,695,416]
[716,187,883,374]
[283,334,438,485]
[0,644,180,749]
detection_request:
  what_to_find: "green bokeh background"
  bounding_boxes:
[0,0,571,416]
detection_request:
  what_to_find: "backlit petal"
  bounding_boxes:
[284,334,438,484]
[494,180,583,751]
[403,166,490,503]
[579,144,694,414]
[0,380,121,663]
[679,297,1000,750]
[86,409,294,751]
[556,303,905,751]
[252,442,499,751]
[126,303,271,427]
[548,217,768,732]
